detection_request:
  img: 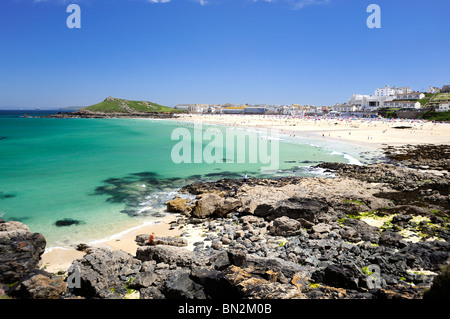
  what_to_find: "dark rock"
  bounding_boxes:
[163,271,206,299]
[0,221,46,284]
[269,216,301,236]
[128,272,158,289]
[67,248,141,298]
[75,243,90,252]
[15,273,67,299]
[313,264,361,290]
[379,230,406,248]
[423,264,450,299]
[227,249,248,268]
[136,245,193,267]
[135,235,187,247]
[343,219,380,244]
[268,197,329,222]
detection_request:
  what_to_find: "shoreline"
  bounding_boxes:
[40,114,450,274]
[173,114,450,148]
[41,214,206,274]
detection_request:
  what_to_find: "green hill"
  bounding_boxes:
[81,97,181,114]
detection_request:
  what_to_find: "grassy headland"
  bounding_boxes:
[81,97,182,114]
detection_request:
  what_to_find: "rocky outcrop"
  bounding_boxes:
[67,248,142,299]
[165,196,193,216]
[15,273,67,299]
[0,219,69,299]
[0,220,46,284]
[43,111,177,119]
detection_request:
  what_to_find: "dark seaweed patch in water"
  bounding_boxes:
[54,218,84,227]
[92,170,259,217]
[0,192,16,200]
[130,172,158,178]
[6,216,29,223]
[204,171,244,178]
[92,171,186,216]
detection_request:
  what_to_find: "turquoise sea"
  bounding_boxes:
[0,111,375,248]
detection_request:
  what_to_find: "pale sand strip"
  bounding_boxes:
[173,114,450,148]
[41,214,207,274]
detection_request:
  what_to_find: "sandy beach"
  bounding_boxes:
[174,114,450,148]
[40,114,450,274]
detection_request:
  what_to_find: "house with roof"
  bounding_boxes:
[436,103,449,112]
[384,100,421,109]
[394,92,425,100]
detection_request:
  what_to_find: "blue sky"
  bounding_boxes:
[0,0,449,109]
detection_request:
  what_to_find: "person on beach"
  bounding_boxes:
[148,232,156,245]
[243,173,248,181]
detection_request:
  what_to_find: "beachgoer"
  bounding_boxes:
[243,173,248,181]
[148,232,156,245]
[234,186,238,197]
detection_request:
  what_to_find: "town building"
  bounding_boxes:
[348,94,394,111]
[441,85,450,93]
[436,103,449,112]
[394,92,425,100]
[244,105,266,114]
[374,85,411,97]
[383,100,422,109]
[427,86,441,94]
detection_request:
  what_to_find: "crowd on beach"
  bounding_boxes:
[173,113,449,147]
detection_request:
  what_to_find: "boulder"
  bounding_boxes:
[193,193,223,218]
[166,196,192,216]
[16,273,67,299]
[0,220,46,284]
[379,230,405,248]
[216,198,241,218]
[163,271,206,299]
[135,235,188,247]
[269,216,301,236]
[252,196,329,222]
[312,264,361,290]
[312,223,333,234]
[67,247,141,298]
[136,245,193,267]
[342,218,380,244]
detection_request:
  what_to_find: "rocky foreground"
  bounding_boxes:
[1,144,449,299]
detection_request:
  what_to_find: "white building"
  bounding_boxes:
[395,92,425,100]
[393,86,412,95]
[348,94,394,111]
[384,100,422,109]
[331,103,359,113]
[436,103,449,112]
[427,86,441,94]
[174,104,192,111]
[374,85,412,97]
[374,85,395,97]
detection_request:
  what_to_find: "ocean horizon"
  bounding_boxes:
[0,110,376,248]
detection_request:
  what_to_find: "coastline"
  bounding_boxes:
[41,213,211,274]
[173,114,450,148]
[40,114,450,275]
